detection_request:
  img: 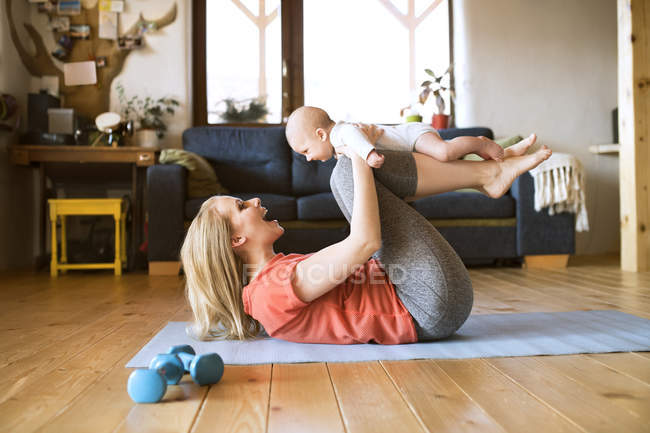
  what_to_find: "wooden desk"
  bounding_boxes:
[8,145,158,271]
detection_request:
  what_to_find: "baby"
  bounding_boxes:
[285,106,531,168]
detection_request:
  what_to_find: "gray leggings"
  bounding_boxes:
[329,151,473,341]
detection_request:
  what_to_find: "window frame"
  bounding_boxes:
[192,0,453,127]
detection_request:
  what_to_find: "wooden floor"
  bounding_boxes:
[1,254,648,433]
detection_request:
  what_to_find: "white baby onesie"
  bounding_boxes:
[329,121,440,161]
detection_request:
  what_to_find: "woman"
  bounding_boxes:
[180,128,551,343]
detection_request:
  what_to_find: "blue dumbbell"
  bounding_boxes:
[127,369,167,403]
[168,345,224,386]
[149,353,184,385]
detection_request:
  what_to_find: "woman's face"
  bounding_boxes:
[213,196,284,249]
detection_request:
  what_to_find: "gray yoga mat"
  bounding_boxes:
[126,310,650,366]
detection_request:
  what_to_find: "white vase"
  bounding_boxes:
[136,129,159,148]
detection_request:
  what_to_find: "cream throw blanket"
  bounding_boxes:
[528,152,589,232]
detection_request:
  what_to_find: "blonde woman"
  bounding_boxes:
[181,130,551,344]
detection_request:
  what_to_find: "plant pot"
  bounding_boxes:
[136,129,159,148]
[432,114,450,129]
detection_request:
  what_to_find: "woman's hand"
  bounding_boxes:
[354,123,384,144]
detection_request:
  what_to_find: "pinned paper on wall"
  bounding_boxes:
[57,0,81,15]
[48,16,70,32]
[63,61,97,86]
[99,0,124,13]
[99,10,118,40]
[42,75,60,97]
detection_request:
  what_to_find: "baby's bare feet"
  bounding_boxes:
[504,133,537,158]
[483,145,552,198]
[476,137,505,161]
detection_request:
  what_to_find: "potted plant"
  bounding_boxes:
[117,83,179,148]
[217,97,269,123]
[419,65,455,129]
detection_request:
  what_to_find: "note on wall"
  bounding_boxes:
[99,10,118,40]
[57,0,81,15]
[99,0,124,12]
[63,61,97,86]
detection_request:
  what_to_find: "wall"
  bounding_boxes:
[0,0,191,270]
[27,0,193,149]
[108,0,192,149]
[0,0,37,270]
[454,0,619,255]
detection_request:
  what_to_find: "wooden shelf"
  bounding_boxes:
[588,143,620,154]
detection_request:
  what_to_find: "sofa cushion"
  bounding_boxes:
[291,152,337,196]
[297,192,346,220]
[183,126,292,194]
[410,191,515,219]
[185,193,297,221]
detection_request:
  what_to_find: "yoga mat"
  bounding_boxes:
[126,310,650,366]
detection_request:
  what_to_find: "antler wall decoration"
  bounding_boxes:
[5,0,177,120]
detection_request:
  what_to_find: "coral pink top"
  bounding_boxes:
[242,253,418,345]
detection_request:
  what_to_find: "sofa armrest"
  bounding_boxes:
[511,172,575,256]
[147,164,187,262]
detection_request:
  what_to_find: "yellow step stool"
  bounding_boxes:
[48,198,127,277]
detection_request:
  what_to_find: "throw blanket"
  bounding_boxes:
[528,152,589,232]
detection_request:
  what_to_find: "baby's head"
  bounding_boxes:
[285,106,336,162]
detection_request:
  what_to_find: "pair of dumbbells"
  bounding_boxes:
[127,344,224,403]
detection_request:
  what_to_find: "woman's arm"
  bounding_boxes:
[292,151,381,303]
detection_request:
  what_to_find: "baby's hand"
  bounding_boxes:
[366,150,385,168]
[354,123,384,144]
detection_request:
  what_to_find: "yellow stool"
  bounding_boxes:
[48,198,127,277]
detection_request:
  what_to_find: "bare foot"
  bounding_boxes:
[504,133,537,158]
[475,137,505,161]
[483,145,552,198]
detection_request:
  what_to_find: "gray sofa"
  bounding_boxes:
[147,126,575,275]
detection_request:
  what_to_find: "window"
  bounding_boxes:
[205,0,282,124]
[193,0,452,126]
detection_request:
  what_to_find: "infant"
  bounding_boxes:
[285,106,510,168]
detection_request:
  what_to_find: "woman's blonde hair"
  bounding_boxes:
[180,196,264,340]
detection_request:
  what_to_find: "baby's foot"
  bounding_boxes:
[476,137,505,161]
[504,133,537,158]
[483,145,552,198]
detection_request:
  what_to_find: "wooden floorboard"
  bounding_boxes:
[0,254,648,433]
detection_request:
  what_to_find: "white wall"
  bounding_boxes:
[108,0,192,149]
[0,0,37,270]
[454,0,619,255]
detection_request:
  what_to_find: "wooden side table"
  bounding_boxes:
[8,145,158,271]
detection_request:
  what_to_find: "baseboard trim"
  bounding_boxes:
[524,254,570,269]
[149,261,181,276]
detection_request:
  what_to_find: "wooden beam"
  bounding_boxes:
[618,0,650,271]
[192,0,207,126]
[281,0,304,122]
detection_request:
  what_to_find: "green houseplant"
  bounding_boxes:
[117,83,179,147]
[419,65,455,129]
[217,97,269,123]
